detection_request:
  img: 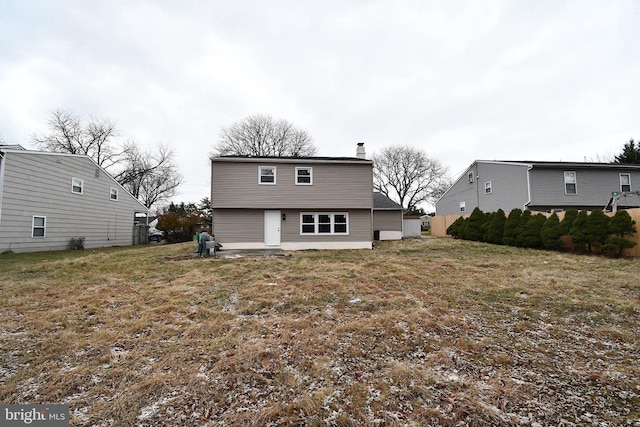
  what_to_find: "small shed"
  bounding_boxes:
[373,192,403,240]
[402,216,422,238]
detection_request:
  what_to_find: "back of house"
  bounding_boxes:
[210,149,374,250]
[0,147,149,253]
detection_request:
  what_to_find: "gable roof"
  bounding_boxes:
[374,192,403,210]
[474,160,640,170]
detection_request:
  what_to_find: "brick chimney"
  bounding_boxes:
[356,142,366,159]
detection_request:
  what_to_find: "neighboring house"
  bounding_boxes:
[436,160,640,216]
[210,145,378,250]
[0,145,149,253]
[373,192,403,240]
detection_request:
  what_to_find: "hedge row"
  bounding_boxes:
[446,208,637,257]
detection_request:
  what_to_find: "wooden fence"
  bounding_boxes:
[430,208,640,257]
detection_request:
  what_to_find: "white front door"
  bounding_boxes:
[264,210,281,246]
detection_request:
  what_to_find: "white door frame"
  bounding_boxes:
[264,210,281,246]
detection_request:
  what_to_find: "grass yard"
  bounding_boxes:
[1,238,639,426]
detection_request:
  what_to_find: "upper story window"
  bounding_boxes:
[110,187,119,201]
[295,167,313,185]
[484,181,492,194]
[468,171,475,183]
[71,177,84,194]
[459,201,466,212]
[564,171,577,195]
[620,173,631,192]
[259,166,276,185]
[32,216,46,238]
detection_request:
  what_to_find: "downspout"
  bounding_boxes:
[525,164,533,210]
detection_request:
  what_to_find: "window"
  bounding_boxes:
[484,181,492,194]
[620,174,631,192]
[468,171,474,183]
[259,166,276,185]
[564,171,577,195]
[110,187,119,201]
[71,177,83,194]
[459,201,466,212]
[32,216,46,238]
[300,212,349,235]
[295,167,313,185]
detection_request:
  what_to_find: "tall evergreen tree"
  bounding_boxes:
[503,208,522,246]
[459,207,486,241]
[541,212,565,251]
[614,138,640,164]
[446,216,466,238]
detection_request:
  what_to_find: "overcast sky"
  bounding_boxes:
[1,0,639,209]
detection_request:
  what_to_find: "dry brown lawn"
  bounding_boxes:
[1,237,639,426]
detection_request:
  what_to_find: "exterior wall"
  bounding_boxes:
[435,162,530,216]
[212,208,372,250]
[211,159,374,210]
[0,151,148,253]
[528,167,640,211]
[373,210,403,240]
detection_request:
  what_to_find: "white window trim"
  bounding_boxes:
[295,167,313,185]
[300,212,349,235]
[32,216,46,238]
[258,166,277,185]
[110,187,119,201]
[459,201,466,212]
[71,177,84,194]
[484,181,492,194]
[620,173,631,192]
[468,171,474,183]
[564,171,577,195]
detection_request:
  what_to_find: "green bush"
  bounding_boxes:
[459,208,486,241]
[515,210,532,247]
[603,210,637,257]
[584,209,610,252]
[518,213,546,249]
[502,208,522,246]
[485,209,506,245]
[541,212,564,251]
[569,210,589,252]
[446,216,466,238]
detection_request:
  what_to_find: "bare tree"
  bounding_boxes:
[213,114,317,157]
[114,142,183,208]
[373,145,450,211]
[33,109,121,169]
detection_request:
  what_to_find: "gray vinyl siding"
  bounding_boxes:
[476,162,530,213]
[373,210,403,231]
[212,209,264,243]
[0,151,147,253]
[211,160,373,209]
[212,208,372,245]
[529,167,640,210]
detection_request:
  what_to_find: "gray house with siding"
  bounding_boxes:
[211,148,378,250]
[436,160,640,216]
[0,146,149,253]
